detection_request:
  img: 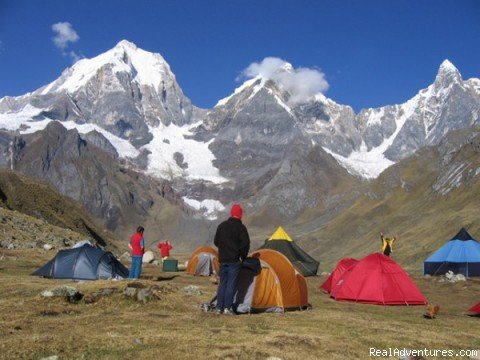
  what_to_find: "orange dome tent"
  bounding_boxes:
[186,246,220,276]
[233,249,309,313]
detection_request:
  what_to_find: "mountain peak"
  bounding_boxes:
[115,39,138,50]
[41,40,174,94]
[439,59,458,72]
[435,59,462,85]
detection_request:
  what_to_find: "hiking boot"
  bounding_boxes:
[223,308,234,315]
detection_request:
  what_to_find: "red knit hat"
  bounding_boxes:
[230,204,243,219]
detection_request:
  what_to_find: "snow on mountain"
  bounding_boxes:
[215,77,260,107]
[317,59,480,178]
[322,97,418,179]
[0,104,140,158]
[143,122,228,183]
[1,41,479,223]
[182,197,226,220]
[40,40,173,94]
[0,104,44,131]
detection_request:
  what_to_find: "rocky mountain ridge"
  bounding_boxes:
[0,40,479,225]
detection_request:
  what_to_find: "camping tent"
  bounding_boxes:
[257,226,319,276]
[423,228,480,277]
[320,257,358,293]
[32,244,129,280]
[468,302,480,315]
[233,249,309,313]
[186,246,220,276]
[330,253,427,305]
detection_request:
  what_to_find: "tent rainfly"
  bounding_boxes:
[186,246,220,276]
[232,249,309,313]
[32,244,129,280]
[257,226,319,276]
[320,257,358,293]
[423,228,480,277]
[330,253,427,305]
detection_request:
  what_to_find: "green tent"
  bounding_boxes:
[257,226,319,276]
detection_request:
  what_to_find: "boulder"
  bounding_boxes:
[183,285,203,296]
[41,285,83,303]
[84,287,118,304]
[142,250,155,263]
[123,283,162,304]
[43,244,53,251]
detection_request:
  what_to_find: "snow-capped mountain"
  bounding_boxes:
[206,59,480,179]
[0,40,225,187]
[327,60,480,178]
[1,40,479,221]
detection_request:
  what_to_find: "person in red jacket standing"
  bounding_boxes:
[158,240,173,260]
[129,226,145,279]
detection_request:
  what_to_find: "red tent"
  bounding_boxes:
[330,253,427,305]
[320,258,358,293]
[468,302,480,315]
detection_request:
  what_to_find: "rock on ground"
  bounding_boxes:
[142,250,155,263]
[123,282,175,304]
[41,286,82,298]
[183,285,203,296]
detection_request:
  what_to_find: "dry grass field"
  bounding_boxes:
[0,249,479,360]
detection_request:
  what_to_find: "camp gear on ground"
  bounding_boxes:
[330,253,427,305]
[258,226,319,277]
[162,258,178,272]
[423,228,480,277]
[186,246,220,276]
[33,244,129,280]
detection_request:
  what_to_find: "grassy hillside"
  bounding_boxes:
[300,127,480,271]
[0,170,117,248]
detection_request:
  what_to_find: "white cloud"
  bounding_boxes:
[240,57,329,104]
[52,22,79,50]
[51,22,82,63]
[68,50,81,63]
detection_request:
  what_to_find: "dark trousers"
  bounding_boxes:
[216,262,242,311]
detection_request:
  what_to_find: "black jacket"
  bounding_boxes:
[214,217,250,263]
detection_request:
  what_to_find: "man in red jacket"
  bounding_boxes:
[158,240,173,260]
[129,226,145,279]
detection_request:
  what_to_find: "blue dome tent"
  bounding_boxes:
[423,228,480,277]
[33,244,129,280]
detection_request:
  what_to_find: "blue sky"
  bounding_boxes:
[0,0,479,112]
